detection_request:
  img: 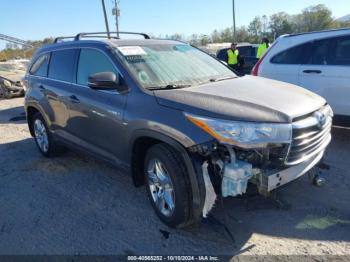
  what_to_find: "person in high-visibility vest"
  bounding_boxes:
[227,43,240,70]
[257,38,269,59]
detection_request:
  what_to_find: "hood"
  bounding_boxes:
[154,76,326,123]
[0,70,25,83]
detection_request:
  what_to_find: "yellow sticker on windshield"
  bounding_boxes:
[117,46,147,56]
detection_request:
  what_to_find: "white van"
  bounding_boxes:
[252,28,350,124]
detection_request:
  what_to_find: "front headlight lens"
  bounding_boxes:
[186,113,292,148]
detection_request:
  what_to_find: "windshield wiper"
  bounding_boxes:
[209,76,237,82]
[147,84,192,91]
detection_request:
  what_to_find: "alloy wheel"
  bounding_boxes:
[34,119,49,153]
[147,158,175,217]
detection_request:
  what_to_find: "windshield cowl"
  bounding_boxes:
[147,84,192,91]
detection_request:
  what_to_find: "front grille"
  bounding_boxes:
[286,105,332,166]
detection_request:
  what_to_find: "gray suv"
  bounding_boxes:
[24,32,333,228]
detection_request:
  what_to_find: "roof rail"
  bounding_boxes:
[74,32,151,41]
[53,36,76,43]
[284,27,350,38]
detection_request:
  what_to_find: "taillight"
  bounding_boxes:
[251,57,263,76]
[251,41,277,76]
[22,78,29,91]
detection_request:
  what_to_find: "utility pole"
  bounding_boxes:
[112,0,120,38]
[101,0,111,39]
[232,0,236,41]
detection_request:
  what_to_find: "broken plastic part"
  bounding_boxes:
[221,146,254,197]
[202,161,217,218]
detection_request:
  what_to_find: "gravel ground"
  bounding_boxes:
[0,97,349,256]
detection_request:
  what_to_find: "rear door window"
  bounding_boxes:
[77,49,117,86]
[48,49,77,82]
[271,42,312,64]
[309,38,332,65]
[329,36,350,66]
[30,54,50,77]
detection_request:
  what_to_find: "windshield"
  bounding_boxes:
[114,44,236,89]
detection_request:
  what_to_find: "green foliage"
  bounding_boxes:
[200,4,350,45]
[294,5,333,33]
[269,12,293,38]
[0,37,54,61]
[248,16,263,43]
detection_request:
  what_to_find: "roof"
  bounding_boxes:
[281,27,350,38]
[37,38,187,54]
[34,38,187,58]
[107,38,184,47]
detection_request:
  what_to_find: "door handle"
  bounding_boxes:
[38,85,46,90]
[303,70,322,74]
[69,95,80,103]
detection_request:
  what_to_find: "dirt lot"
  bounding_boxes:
[0,97,349,256]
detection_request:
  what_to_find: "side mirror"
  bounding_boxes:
[88,72,127,93]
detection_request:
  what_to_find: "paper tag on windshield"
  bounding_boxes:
[117,46,147,56]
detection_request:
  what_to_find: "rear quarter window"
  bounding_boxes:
[48,49,78,82]
[29,54,50,77]
[216,49,228,62]
[271,42,312,64]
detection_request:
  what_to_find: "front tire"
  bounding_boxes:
[31,112,64,157]
[144,143,193,228]
[0,84,10,99]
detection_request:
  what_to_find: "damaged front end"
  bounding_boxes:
[186,105,333,217]
[0,77,25,99]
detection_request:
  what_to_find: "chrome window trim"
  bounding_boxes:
[26,46,126,95]
[30,46,124,79]
[28,75,122,96]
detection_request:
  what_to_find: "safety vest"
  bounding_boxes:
[257,43,268,59]
[227,49,239,65]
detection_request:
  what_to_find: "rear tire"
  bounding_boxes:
[144,143,193,228]
[31,112,65,157]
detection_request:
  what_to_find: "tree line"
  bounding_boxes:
[1,4,349,60]
[175,4,350,46]
[0,38,53,61]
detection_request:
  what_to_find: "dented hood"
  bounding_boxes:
[154,75,326,123]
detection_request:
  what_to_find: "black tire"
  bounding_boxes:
[144,143,193,228]
[31,112,65,157]
[0,84,10,99]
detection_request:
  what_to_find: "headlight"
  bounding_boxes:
[3,80,12,88]
[185,113,292,148]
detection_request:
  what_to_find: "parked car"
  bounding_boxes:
[252,28,350,125]
[0,62,26,98]
[24,32,332,228]
[216,43,259,75]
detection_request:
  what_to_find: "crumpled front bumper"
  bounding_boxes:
[256,150,325,194]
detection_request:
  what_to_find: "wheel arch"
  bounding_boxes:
[129,129,205,225]
[25,103,52,136]
[26,105,42,137]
